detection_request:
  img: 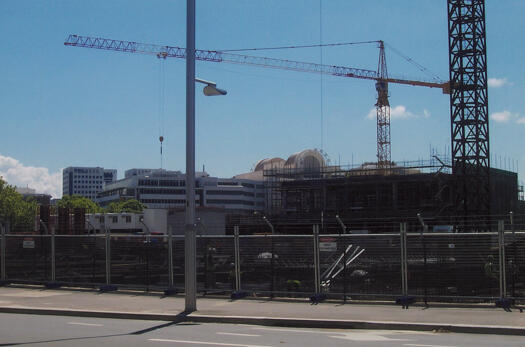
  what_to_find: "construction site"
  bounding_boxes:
[3,1,525,308]
[60,0,523,234]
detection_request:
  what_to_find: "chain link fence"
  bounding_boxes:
[1,219,524,305]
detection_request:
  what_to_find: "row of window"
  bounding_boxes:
[97,215,132,223]
[72,174,102,179]
[206,199,255,206]
[136,188,263,198]
[74,185,100,190]
[139,188,185,195]
[138,179,186,187]
[141,199,186,204]
[73,180,101,184]
[72,168,107,173]
[216,182,262,189]
[206,190,255,197]
[74,192,96,197]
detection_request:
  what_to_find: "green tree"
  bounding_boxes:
[106,199,146,213]
[0,178,38,232]
[57,194,102,214]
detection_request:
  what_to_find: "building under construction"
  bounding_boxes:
[260,151,522,234]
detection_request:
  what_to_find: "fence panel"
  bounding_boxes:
[320,234,402,298]
[239,235,314,295]
[197,235,235,293]
[407,232,499,299]
[109,235,168,289]
[5,235,51,282]
[55,235,105,285]
[173,236,185,290]
[505,231,525,302]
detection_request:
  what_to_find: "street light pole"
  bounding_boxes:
[185,0,197,313]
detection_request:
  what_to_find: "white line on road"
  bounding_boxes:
[149,339,271,347]
[217,332,262,337]
[252,327,324,334]
[404,344,458,347]
[68,322,103,327]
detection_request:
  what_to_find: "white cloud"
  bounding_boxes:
[366,105,430,120]
[488,78,510,88]
[491,110,513,123]
[490,110,524,124]
[0,154,62,198]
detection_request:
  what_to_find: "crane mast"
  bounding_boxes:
[64,34,448,168]
[376,41,390,168]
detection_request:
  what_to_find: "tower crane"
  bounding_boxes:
[64,34,449,168]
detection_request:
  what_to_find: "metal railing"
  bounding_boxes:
[0,221,524,305]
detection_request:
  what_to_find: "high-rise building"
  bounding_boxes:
[63,167,117,200]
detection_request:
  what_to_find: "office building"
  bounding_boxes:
[63,167,117,200]
[97,168,264,211]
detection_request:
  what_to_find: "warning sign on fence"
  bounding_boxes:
[23,237,35,249]
[319,237,337,252]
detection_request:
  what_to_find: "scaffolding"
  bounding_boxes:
[263,159,455,233]
[263,156,522,234]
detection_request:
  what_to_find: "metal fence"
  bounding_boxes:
[0,221,524,305]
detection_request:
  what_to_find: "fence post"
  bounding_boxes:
[342,228,347,303]
[50,226,56,283]
[510,211,516,298]
[498,220,506,299]
[234,225,241,291]
[313,224,320,294]
[1,222,6,282]
[270,231,275,297]
[417,214,428,306]
[400,222,408,297]
[168,226,174,288]
[105,227,111,285]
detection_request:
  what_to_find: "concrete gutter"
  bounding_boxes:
[1,306,525,336]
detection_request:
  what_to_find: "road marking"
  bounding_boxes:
[252,327,324,334]
[404,344,457,347]
[329,332,411,342]
[217,332,261,337]
[149,339,271,347]
[68,322,103,327]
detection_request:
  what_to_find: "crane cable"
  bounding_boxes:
[214,40,379,53]
[383,42,442,82]
[320,0,324,152]
[158,58,166,169]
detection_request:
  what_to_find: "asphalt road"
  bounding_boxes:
[0,313,524,347]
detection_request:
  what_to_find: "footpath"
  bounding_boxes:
[0,285,524,335]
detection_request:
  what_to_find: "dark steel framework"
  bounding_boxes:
[448,0,490,221]
[376,41,391,168]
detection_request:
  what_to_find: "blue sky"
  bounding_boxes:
[1,1,524,197]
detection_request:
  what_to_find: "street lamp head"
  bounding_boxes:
[195,77,227,96]
[203,85,227,96]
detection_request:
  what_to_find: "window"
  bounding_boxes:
[124,216,131,223]
[111,216,118,223]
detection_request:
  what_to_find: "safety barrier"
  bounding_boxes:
[0,220,523,306]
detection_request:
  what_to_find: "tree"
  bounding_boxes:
[106,199,146,213]
[57,194,102,214]
[0,178,38,232]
